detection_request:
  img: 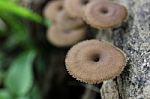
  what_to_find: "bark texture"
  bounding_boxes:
[99,0,150,99]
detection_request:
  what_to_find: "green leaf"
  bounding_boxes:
[0,18,7,33]
[0,1,42,23]
[16,96,30,99]
[29,85,41,99]
[0,90,11,99]
[0,12,33,48]
[5,50,36,96]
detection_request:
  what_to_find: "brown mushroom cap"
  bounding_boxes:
[64,0,97,18]
[56,11,85,30]
[47,25,86,47]
[84,1,128,29]
[65,40,127,84]
[43,0,63,22]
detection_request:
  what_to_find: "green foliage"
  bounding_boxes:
[0,90,11,99]
[5,50,36,96]
[0,1,42,23]
[16,96,30,99]
[0,13,31,49]
[29,85,42,99]
[0,18,6,33]
[0,0,44,99]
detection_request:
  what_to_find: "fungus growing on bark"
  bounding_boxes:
[47,25,86,47]
[65,40,127,84]
[64,0,96,18]
[56,11,85,30]
[84,1,128,29]
[43,0,63,22]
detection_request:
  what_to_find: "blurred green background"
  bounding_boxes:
[0,0,101,99]
[0,0,47,99]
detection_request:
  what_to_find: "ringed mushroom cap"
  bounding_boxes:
[56,11,85,30]
[84,1,128,29]
[47,25,87,47]
[43,0,63,22]
[64,0,97,18]
[65,40,127,84]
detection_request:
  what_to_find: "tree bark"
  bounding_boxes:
[99,0,150,99]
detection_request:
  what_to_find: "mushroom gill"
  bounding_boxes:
[65,40,127,84]
[84,1,128,29]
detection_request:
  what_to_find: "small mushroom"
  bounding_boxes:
[43,0,63,22]
[47,25,86,47]
[65,40,127,84]
[64,0,96,18]
[84,1,128,29]
[56,11,85,30]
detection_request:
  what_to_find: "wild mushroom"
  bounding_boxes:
[43,0,63,22]
[65,40,127,84]
[47,25,87,47]
[84,1,128,29]
[64,0,96,18]
[56,11,85,30]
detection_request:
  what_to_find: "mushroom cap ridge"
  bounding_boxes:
[84,1,128,29]
[64,0,97,18]
[65,40,127,84]
[43,0,63,22]
[56,11,85,30]
[47,25,86,47]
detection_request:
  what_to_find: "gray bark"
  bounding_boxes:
[99,0,150,99]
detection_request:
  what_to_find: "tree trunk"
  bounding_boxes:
[20,0,150,98]
[99,0,150,99]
